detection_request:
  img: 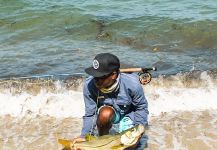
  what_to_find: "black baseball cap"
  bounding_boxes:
[85,53,120,77]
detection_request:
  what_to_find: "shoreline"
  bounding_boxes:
[0,109,217,149]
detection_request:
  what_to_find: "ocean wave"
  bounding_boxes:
[0,70,216,118]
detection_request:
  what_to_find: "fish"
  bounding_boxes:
[58,124,145,150]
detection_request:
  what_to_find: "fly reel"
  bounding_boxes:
[120,66,157,85]
[138,72,152,85]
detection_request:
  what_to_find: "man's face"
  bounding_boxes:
[94,72,118,89]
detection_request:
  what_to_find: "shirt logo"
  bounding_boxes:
[93,59,99,69]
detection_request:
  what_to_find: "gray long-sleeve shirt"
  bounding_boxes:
[81,73,149,137]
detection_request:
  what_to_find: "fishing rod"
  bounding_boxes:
[120,66,157,85]
[120,66,157,73]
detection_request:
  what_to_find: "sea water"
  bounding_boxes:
[0,0,217,149]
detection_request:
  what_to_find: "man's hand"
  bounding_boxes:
[72,137,86,144]
[71,137,86,150]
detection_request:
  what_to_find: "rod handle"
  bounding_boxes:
[120,68,143,72]
[120,66,157,73]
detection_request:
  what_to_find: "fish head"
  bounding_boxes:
[120,124,145,146]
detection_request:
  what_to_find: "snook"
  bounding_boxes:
[58,124,145,150]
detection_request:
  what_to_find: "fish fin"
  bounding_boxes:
[85,134,97,141]
[58,139,72,147]
[111,144,124,149]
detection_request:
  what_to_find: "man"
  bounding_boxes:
[74,53,149,149]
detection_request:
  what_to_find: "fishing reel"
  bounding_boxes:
[120,66,157,85]
[138,67,157,85]
[138,72,152,85]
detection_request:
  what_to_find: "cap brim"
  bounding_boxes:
[85,67,110,77]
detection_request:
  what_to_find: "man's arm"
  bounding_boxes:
[128,84,149,126]
[80,80,97,137]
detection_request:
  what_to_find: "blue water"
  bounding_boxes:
[0,0,217,78]
[1,2,217,150]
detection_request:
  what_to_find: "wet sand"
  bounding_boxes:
[0,110,217,150]
[147,110,217,150]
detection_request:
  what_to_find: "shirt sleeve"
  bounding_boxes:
[127,84,149,126]
[80,80,97,137]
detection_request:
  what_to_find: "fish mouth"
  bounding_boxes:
[120,125,145,145]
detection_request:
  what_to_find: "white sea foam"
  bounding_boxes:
[146,86,217,117]
[0,89,84,118]
[0,84,217,119]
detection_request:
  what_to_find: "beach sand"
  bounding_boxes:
[0,110,217,150]
[148,110,217,150]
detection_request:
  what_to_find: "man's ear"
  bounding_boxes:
[111,71,118,79]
